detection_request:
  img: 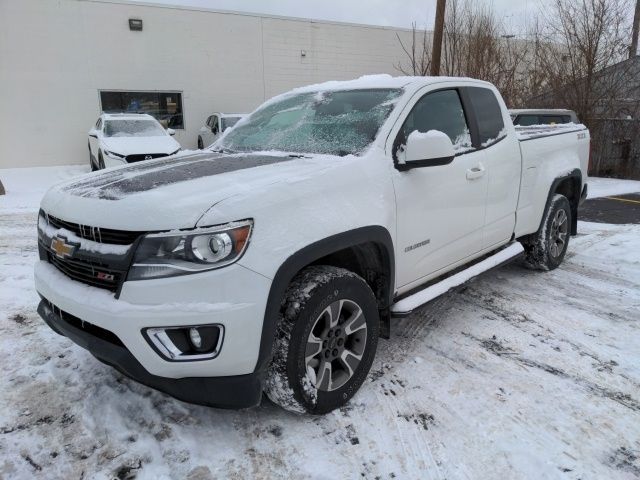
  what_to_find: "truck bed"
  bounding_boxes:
[515,123,587,141]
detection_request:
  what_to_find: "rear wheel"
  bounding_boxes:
[523,194,571,270]
[265,266,380,414]
[197,137,204,149]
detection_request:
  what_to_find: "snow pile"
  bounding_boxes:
[588,177,640,199]
[0,165,89,213]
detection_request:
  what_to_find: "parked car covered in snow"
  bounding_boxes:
[510,108,579,126]
[36,75,590,414]
[88,113,181,170]
[197,112,246,149]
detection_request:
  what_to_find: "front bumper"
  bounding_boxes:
[38,299,263,408]
[35,259,272,406]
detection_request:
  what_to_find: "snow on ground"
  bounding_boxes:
[588,176,640,199]
[0,167,639,479]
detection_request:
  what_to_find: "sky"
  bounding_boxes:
[133,0,548,34]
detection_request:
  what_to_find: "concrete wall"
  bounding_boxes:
[0,0,418,168]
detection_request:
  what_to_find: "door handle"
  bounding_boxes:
[466,164,485,180]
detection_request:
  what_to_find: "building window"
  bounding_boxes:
[99,91,184,129]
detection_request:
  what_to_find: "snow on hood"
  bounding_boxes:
[101,135,180,156]
[40,151,348,231]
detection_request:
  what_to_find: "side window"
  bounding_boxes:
[397,89,472,157]
[542,115,565,124]
[466,87,505,146]
[95,119,102,129]
[516,115,539,126]
[211,115,219,133]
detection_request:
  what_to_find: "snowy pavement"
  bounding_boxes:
[0,167,639,479]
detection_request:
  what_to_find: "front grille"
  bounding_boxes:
[46,214,144,245]
[43,299,124,347]
[48,252,125,292]
[125,153,168,163]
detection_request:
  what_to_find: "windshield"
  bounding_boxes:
[104,119,166,137]
[221,116,242,130]
[219,88,402,156]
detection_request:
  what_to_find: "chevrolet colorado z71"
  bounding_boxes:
[35,75,590,414]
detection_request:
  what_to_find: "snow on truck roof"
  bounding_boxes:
[287,74,490,94]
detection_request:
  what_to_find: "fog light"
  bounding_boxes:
[189,327,202,349]
[146,325,223,360]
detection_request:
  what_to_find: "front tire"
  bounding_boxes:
[265,266,380,414]
[523,194,571,270]
[197,137,204,149]
[97,151,105,170]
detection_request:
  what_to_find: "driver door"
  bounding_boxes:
[391,88,488,290]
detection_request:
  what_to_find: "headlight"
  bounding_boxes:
[128,220,253,280]
[104,150,125,158]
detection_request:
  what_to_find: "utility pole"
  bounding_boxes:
[631,0,640,58]
[430,0,446,76]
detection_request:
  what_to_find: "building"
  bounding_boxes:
[0,0,420,168]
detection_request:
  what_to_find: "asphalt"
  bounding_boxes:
[579,193,640,225]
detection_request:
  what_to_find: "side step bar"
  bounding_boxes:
[390,242,524,316]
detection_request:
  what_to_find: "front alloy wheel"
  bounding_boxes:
[265,266,380,414]
[305,299,367,392]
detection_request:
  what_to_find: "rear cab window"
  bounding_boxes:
[466,87,505,147]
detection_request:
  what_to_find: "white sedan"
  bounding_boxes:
[197,112,246,149]
[88,113,181,170]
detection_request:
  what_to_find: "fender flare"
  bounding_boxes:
[253,226,395,373]
[538,168,582,236]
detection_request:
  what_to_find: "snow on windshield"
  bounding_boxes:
[219,89,403,156]
[104,120,166,138]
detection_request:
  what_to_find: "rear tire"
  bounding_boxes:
[265,266,380,414]
[522,194,571,271]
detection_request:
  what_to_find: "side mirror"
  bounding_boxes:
[212,126,219,135]
[398,130,455,171]
[167,128,176,136]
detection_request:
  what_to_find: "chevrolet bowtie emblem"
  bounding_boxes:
[51,236,77,259]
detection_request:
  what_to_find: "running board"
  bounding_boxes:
[390,242,524,316]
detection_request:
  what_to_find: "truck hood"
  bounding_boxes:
[40,151,345,231]
[101,136,180,156]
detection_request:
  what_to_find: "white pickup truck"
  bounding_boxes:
[35,75,590,414]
